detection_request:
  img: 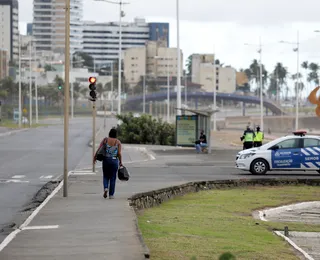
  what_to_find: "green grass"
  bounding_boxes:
[0,120,48,129]
[138,185,320,260]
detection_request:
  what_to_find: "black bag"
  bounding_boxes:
[118,166,130,181]
[96,138,107,162]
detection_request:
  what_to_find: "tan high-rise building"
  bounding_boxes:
[124,40,183,86]
[0,0,19,61]
[32,0,83,53]
[191,54,214,83]
[0,48,8,80]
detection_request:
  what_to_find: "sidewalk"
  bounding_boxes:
[0,145,185,260]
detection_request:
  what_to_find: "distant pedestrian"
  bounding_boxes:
[240,126,255,150]
[195,130,208,153]
[94,128,123,199]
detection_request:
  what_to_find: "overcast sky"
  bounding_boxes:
[18,0,320,96]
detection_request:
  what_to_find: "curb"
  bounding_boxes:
[87,125,103,147]
[0,128,29,137]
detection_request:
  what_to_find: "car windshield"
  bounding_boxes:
[259,136,287,149]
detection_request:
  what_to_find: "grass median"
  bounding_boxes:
[138,185,320,260]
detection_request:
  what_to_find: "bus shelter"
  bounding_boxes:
[175,108,219,154]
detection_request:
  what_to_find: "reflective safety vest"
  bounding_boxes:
[244,132,254,142]
[254,132,264,142]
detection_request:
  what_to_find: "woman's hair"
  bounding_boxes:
[109,128,117,138]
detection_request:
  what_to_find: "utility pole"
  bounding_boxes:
[71,52,74,119]
[18,34,22,128]
[92,101,96,173]
[295,31,300,130]
[258,37,263,132]
[143,75,146,113]
[35,50,39,124]
[29,41,32,127]
[111,61,114,113]
[118,1,123,114]
[63,0,71,198]
[176,0,181,115]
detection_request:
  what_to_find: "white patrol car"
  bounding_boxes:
[236,130,320,175]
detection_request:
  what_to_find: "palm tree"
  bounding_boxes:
[273,62,288,101]
[308,62,319,86]
[248,59,268,95]
[301,61,309,92]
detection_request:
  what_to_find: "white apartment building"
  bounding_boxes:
[123,41,183,86]
[82,18,150,68]
[0,0,19,61]
[32,0,83,53]
[199,63,236,93]
[191,54,214,84]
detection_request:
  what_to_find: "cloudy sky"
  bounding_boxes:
[18,0,320,95]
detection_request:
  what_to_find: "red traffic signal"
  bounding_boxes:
[89,77,96,84]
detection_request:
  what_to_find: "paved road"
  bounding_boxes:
[0,117,102,243]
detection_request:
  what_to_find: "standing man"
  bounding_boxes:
[240,126,255,150]
[254,126,264,147]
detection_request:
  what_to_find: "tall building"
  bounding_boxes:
[148,22,169,47]
[82,18,170,68]
[27,23,33,35]
[32,0,83,53]
[0,48,8,79]
[0,0,19,61]
[191,54,214,84]
[123,40,183,86]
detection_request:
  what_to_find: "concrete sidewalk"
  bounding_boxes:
[0,145,185,260]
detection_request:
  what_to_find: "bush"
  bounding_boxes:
[116,113,175,146]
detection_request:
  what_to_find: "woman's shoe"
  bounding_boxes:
[109,195,115,199]
[103,189,108,198]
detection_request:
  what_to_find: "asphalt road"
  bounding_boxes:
[0,117,103,242]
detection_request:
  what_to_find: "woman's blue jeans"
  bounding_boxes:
[102,158,119,196]
[195,143,207,153]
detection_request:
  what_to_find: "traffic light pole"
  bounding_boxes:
[92,101,96,173]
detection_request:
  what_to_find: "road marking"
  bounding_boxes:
[40,175,53,179]
[21,225,59,231]
[11,175,26,179]
[5,179,29,183]
[70,171,96,175]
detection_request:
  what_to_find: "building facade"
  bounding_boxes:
[191,54,214,84]
[82,18,170,68]
[32,0,83,53]
[0,0,19,61]
[123,40,183,86]
[148,22,169,47]
[0,48,8,79]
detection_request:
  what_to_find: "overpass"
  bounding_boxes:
[125,91,286,115]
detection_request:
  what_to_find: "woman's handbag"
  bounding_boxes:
[96,138,107,161]
[118,166,130,181]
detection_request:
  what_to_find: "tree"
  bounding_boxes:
[247,59,268,93]
[73,52,94,72]
[271,62,288,101]
[186,55,192,76]
[308,62,319,85]
[44,64,56,72]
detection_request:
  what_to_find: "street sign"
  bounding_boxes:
[176,115,198,146]
[23,108,27,114]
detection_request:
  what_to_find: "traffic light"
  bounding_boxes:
[88,77,97,101]
[58,85,62,90]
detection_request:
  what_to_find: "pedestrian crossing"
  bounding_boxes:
[0,175,55,184]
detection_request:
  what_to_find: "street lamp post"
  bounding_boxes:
[244,39,264,131]
[29,41,32,127]
[94,0,129,115]
[18,34,21,128]
[63,0,71,197]
[279,30,300,130]
[167,55,170,122]
[176,0,181,116]
[71,52,74,119]
[34,50,39,124]
[213,64,217,131]
[143,75,146,113]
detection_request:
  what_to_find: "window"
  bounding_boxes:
[303,138,320,148]
[276,139,300,149]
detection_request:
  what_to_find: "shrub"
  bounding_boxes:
[116,113,175,146]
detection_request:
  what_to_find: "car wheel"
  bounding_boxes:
[250,159,268,175]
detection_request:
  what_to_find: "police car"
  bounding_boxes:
[236,130,320,175]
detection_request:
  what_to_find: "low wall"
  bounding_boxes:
[128,178,320,211]
[224,116,320,133]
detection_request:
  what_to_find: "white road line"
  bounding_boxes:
[274,231,314,260]
[70,171,96,176]
[40,175,53,179]
[11,175,26,179]
[21,225,59,230]
[6,179,29,183]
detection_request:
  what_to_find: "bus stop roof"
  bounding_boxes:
[176,108,220,117]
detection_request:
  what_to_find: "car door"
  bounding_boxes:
[301,138,320,169]
[270,138,301,169]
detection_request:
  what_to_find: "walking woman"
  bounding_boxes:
[94,128,123,199]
